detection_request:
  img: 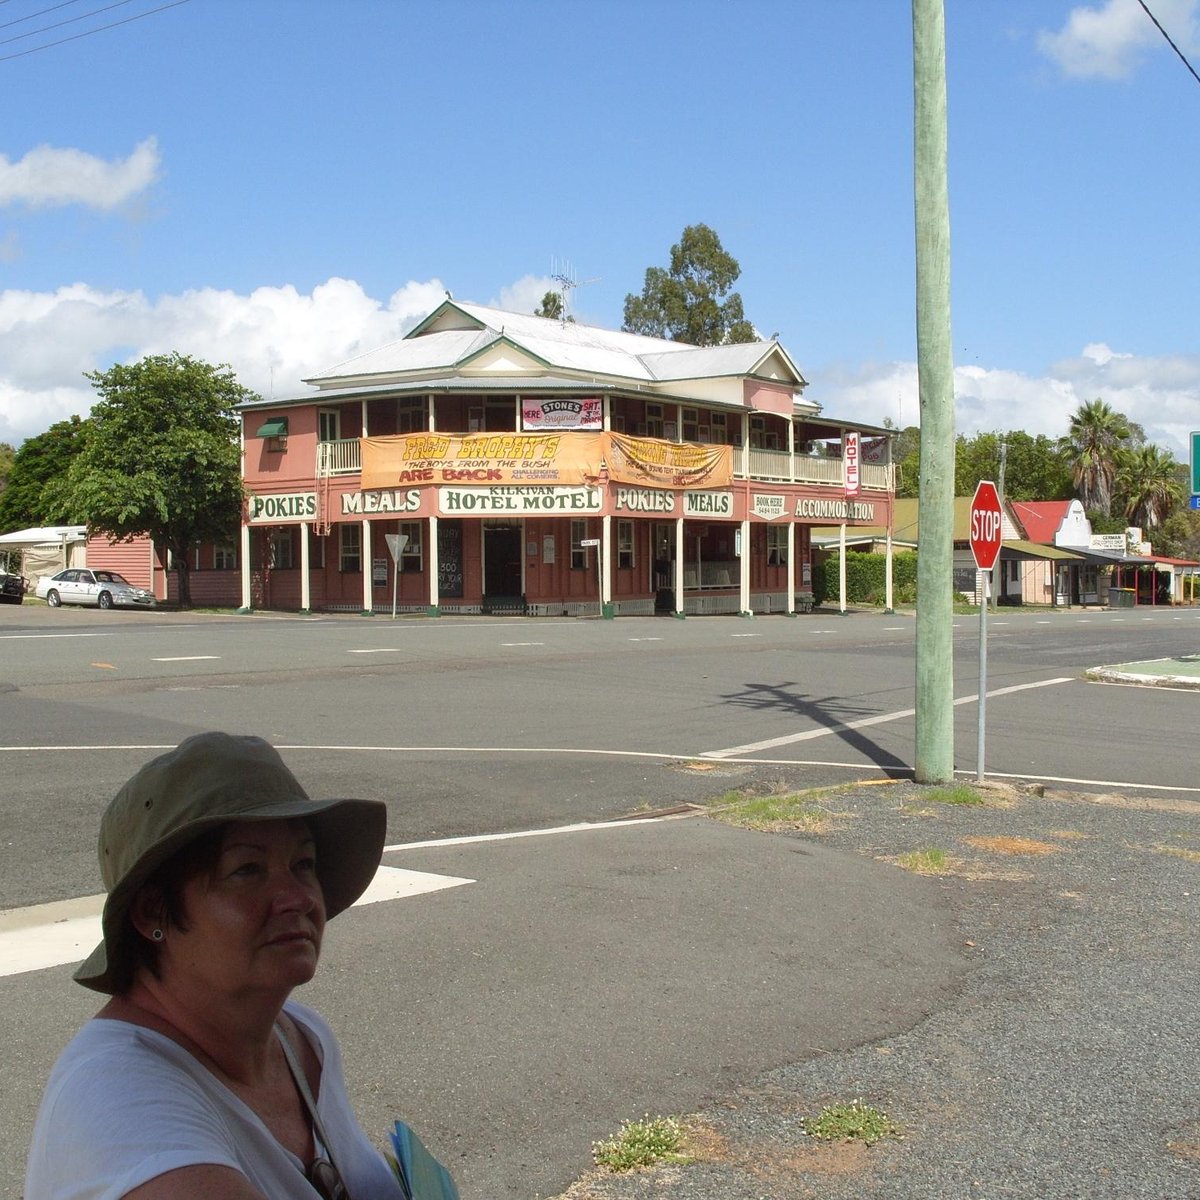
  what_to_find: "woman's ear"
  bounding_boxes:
[129,886,167,942]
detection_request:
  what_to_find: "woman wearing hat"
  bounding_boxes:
[25,732,410,1200]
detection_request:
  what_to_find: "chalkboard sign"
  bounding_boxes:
[438,521,464,598]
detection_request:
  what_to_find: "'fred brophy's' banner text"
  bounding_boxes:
[361,433,603,488]
[361,432,734,490]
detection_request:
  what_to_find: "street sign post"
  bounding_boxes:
[384,534,409,619]
[969,480,1003,782]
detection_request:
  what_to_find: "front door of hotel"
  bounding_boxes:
[483,523,523,614]
[652,522,676,613]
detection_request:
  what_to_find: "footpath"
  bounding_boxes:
[551,657,1200,1200]
[553,778,1200,1200]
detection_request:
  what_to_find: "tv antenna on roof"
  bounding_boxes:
[549,258,599,327]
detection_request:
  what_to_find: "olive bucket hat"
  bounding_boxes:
[73,731,387,995]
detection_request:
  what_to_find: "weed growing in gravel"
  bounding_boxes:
[708,787,846,833]
[1152,844,1200,863]
[896,847,952,874]
[926,784,983,806]
[592,1115,688,1172]
[805,1100,900,1145]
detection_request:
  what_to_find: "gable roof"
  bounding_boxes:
[304,298,810,396]
[1010,500,1073,543]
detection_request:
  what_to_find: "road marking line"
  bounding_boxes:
[0,633,105,640]
[703,677,1075,759]
[731,634,759,638]
[152,655,220,662]
[501,642,545,646]
[628,637,663,642]
[386,812,689,853]
[0,866,473,979]
[347,648,403,654]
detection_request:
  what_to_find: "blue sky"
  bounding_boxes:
[2,0,1198,461]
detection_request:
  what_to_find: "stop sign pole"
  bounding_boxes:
[970,481,1003,782]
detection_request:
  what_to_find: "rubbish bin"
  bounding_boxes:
[1108,587,1135,609]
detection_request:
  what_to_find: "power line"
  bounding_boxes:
[1,0,140,47]
[1137,0,1200,89]
[0,2,88,34]
[0,0,187,62]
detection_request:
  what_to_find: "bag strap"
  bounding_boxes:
[275,1022,352,1197]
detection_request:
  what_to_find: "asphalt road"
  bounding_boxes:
[1,603,1197,1197]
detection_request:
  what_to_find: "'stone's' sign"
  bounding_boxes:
[521,397,602,430]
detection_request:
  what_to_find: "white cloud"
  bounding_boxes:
[1037,0,1200,80]
[811,343,1198,462]
[0,138,161,211]
[1,280,1195,480]
[0,277,448,446]
[494,274,560,318]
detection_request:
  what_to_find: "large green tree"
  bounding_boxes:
[1116,444,1184,529]
[623,223,756,345]
[954,430,1073,501]
[57,354,256,607]
[0,416,91,533]
[1060,398,1130,518]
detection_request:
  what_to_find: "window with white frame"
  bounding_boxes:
[709,411,727,443]
[570,520,588,570]
[214,544,236,571]
[339,524,361,573]
[269,529,294,570]
[617,520,635,570]
[766,525,788,566]
[318,409,341,442]
[398,521,423,569]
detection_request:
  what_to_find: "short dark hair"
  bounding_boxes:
[119,825,227,993]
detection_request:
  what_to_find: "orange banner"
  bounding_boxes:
[604,432,733,489]
[361,433,604,488]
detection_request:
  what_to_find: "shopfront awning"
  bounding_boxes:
[256,418,288,438]
[999,540,1084,561]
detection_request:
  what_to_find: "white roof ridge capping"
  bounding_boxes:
[301,298,809,394]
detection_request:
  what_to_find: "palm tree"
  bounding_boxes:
[1060,399,1129,518]
[1117,444,1184,529]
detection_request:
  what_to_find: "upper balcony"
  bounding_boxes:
[314,438,894,492]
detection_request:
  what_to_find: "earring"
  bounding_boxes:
[152,928,164,942]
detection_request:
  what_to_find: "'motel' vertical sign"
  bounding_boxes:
[843,431,860,496]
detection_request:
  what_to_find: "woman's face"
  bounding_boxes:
[158,819,327,1002]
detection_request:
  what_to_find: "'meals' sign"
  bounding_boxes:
[248,492,317,523]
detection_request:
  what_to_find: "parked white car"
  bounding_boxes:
[35,569,155,610]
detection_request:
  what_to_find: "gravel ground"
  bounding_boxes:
[551,779,1200,1200]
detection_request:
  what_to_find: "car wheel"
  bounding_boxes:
[98,591,113,610]
[46,590,61,607]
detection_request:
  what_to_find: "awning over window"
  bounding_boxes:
[256,418,288,438]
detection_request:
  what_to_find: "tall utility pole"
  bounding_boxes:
[912,0,955,783]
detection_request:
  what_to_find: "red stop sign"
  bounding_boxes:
[970,480,1003,570]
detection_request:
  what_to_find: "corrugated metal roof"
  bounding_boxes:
[303,299,807,391]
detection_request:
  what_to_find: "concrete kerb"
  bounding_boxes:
[1086,655,1200,690]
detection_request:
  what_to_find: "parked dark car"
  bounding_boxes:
[0,571,27,604]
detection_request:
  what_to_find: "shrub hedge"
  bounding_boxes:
[813,551,918,607]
